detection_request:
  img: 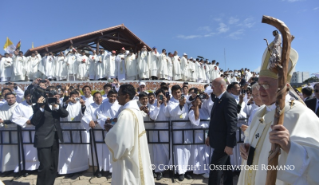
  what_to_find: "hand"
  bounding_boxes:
[241,124,248,132]
[80,99,85,106]
[224,146,233,155]
[205,137,210,146]
[247,98,254,105]
[89,120,96,128]
[239,143,250,160]
[157,98,162,107]
[26,120,31,125]
[37,96,45,104]
[163,96,168,106]
[269,125,291,153]
[239,94,244,103]
[104,123,113,132]
[45,79,50,86]
[179,98,186,106]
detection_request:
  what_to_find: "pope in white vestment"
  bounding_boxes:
[105,96,154,185]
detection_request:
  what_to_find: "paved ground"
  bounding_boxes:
[1,171,239,185]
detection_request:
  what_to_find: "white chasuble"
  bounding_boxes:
[238,100,319,185]
[11,101,39,172]
[88,54,97,79]
[158,54,168,79]
[149,51,159,77]
[180,57,188,81]
[76,55,89,80]
[12,55,26,81]
[105,100,154,185]
[125,54,138,80]
[138,51,150,79]
[116,54,126,81]
[172,56,181,80]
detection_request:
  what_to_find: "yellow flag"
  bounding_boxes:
[32,42,34,48]
[3,37,16,54]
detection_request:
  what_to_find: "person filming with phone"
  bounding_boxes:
[31,86,68,185]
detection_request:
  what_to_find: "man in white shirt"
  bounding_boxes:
[1,53,13,82]
[102,84,112,102]
[81,85,94,107]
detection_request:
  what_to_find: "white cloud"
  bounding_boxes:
[229,17,239,24]
[228,29,244,39]
[198,26,211,32]
[204,32,216,37]
[314,7,319,10]
[254,66,261,72]
[217,23,229,33]
[177,35,202,39]
[243,18,255,28]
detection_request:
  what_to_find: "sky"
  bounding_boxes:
[1,0,319,75]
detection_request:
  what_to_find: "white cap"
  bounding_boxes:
[183,53,187,56]
[139,82,146,86]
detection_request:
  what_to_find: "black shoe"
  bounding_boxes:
[106,173,112,179]
[156,172,163,181]
[94,170,102,178]
[65,173,74,178]
[153,172,157,178]
[185,173,192,179]
[178,174,184,181]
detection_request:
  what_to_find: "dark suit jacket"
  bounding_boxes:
[305,98,318,116]
[208,92,238,150]
[31,104,69,148]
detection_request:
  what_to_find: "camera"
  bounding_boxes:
[74,97,80,101]
[30,86,58,104]
[47,98,57,105]
[159,95,163,101]
[180,94,185,100]
[199,93,207,99]
[165,92,170,98]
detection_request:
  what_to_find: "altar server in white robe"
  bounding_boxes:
[149,47,159,80]
[167,85,193,181]
[81,92,104,177]
[104,84,155,185]
[1,53,13,82]
[58,91,89,174]
[64,49,78,81]
[88,50,97,80]
[137,45,150,80]
[180,53,189,81]
[166,52,173,80]
[96,49,106,80]
[95,90,121,177]
[125,49,138,80]
[76,50,89,80]
[238,43,319,184]
[43,52,55,80]
[149,89,170,180]
[172,51,182,81]
[116,48,127,81]
[0,93,18,172]
[189,94,213,178]
[12,51,27,81]
[27,52,41,81]
[105,51,117,79]
[11,90,39,172]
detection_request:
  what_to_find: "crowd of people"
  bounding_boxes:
[0,46,258,83]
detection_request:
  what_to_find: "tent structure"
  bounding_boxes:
[24,24,151,56]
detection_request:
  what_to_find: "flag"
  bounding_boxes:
[3,37,16,54]
[16,40,21,50]
[32,42,34,48]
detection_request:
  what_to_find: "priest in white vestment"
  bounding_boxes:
[105,51,117,79]
[1,53,13,82]
[137,46,150,80]
[11,91,39,172]
[172,51,181,81]
[27,53,41,81]
[0,93,18,172]
[96,49,106,80]
[12,51,26,81]
[166,52,173,80]
[64,50,78,81]
[104,84,155,185]
[180,53,189,81]
[43,53,55,80]
[125,50,138,80]
[149,47,160,80]
[116,48,127,81]
[238,44,319,185]
[76,51,89,80]
[58,91,89,174]
[56,53,68,81]
[88,50,97,80]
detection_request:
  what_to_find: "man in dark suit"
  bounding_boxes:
[302,87,313,101]
[305,83,319,117]
[31,86,68,185]
[205,77,238,185]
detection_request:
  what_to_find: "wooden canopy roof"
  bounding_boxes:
[25,24,151,56]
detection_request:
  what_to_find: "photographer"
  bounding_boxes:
[30,86,68,185]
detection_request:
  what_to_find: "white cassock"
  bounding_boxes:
[27,56,40,80]
[190,62,197,82]
[105,54,117,79]
[88,54,97,80]
[149,51,159,77]
[96,53,105,79]
[116,53,126,81]
[238,100,319,185]
[204,64,210,83]
[167,97,192,174]
[43,55,55,79]
[56,56,68,80]
[59,102,89,174]
[77,55,89,80]
[158,53,168,79]
[172,56,181,80]
[200,64,207,82]
[12,55,26,81]
[1,57,13,81]
[211,65,220,80]
[180,57,188,81]
[166,57,173,80]
[149,103,170,173]
[104,100,155,185]
[138,51,150,79]
[187,60,193,81]
[96,100,121,172]
[196,62,202,82]
[11,101,39,172]
[64,53,78,78]
[81,95,94,107]
[0,102,18,172]
[125,54,138,80]
[188,99,213,175]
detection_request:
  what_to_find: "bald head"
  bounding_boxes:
[212,77,227,96]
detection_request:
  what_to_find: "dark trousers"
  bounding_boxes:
[36,133,59,185]
[208,149,233,185]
